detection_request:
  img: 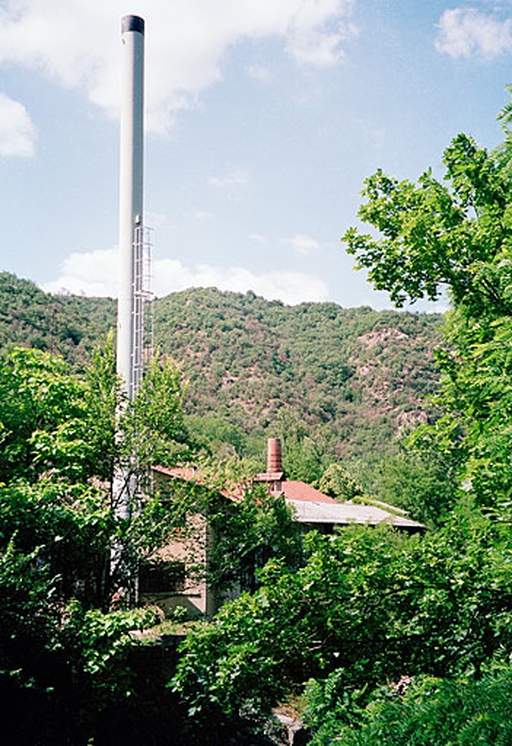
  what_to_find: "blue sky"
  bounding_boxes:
[0,0,511,309]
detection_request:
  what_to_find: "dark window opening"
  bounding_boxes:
[139,560,186,594]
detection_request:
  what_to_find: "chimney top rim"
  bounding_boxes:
[121,15,145,35]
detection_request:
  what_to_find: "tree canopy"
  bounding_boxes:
[343,131,512,317]
[343,102,512,514]
[0,340,196,741]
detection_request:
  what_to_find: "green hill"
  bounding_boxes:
[0,272,116,366]
[154,287,442,477]
[0,272,443,485]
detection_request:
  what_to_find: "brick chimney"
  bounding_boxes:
[267,437,283,474]
[255,437,284,492]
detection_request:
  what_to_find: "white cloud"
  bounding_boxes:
[286,20,359,67]
[0,0,355,134]
[208,169,250,188]
[42,247,119,297]
[249,233,269,243]
[42,245,329,305]
[435,8,512,59]
[0,93,36,157]
[187,207,213,221]
[288,233,321,255]
[245,64,272,83]
[153,259,329,304]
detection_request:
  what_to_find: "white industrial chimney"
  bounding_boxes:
[117,14,145,401]
[112,14,145,542]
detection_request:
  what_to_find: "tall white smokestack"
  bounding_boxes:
[112,14,145,543]
[117,14,145,400]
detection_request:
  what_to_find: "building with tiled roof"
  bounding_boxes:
[256,438,424,533]
[141,438,424,618]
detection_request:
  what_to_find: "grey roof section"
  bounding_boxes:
[287,498,424,531]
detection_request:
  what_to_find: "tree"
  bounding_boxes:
[377,442,460,527]
[276,409,329,483]
[291,96,512,745]
[0,347,88,483]
[342,132,512,317]
[342,101,512,515]
[0,482,159,744]
[317,462,364,500]
[0,342,194,740]
[303,668,512,746]
[172,504,512,725]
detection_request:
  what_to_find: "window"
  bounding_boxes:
[139,560,186,594]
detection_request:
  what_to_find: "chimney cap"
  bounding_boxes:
[121,15,145,35]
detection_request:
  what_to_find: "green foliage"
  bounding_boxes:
[0,342,194,740]
[58,600,157,696]
[184,414,247,458]
[173,505,512,723]
[78,330,119,481]
[124,354,191,471]
[0,536,160,741]
[0,340,123,485]
[377,445,459,526]
[0,539,59,684]
[206,478,302,593]
[0,342,190,598]
[0,347,87,482]
[343,101,512,514]
[304,668,512,746]
[0,480,113,607]
[0,272,442,493]
[0,340,299,622]
[343,133,512,316]
[0,340,192,487]
[434,313,512,510]
[292,104,512,744]
[152,286,441,485]
[0,271,115,366]
[318,462,364,500]
[276,410,330,483]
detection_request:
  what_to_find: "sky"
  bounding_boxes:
[1,0,512,311]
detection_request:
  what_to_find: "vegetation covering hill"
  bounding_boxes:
[0,272,116,367]
[0,271,442,484]
[154,287,442,480]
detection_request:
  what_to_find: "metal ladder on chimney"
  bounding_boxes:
[132,224,154,395]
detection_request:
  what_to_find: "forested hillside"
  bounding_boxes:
[0,272,115,366]
[0,271,442,485]
[154,288,442,479]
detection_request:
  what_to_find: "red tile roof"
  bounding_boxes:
[279,480,338,504]
[152,467,424,531]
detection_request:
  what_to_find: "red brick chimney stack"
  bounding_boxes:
[267,437,283,474]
